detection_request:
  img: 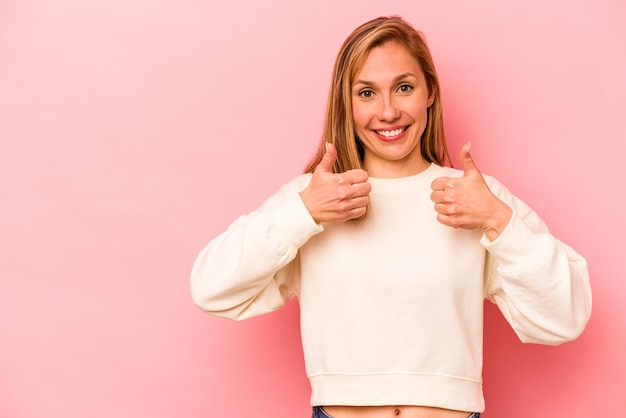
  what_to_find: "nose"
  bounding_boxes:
[377,95,400,122]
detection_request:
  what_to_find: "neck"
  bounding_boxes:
[364,158,430,178]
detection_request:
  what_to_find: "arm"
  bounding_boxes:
[482,178,592,345]
[191,144,370,320]
[190,174,323,320]
[431,143,514,241]
[430,144,591,344]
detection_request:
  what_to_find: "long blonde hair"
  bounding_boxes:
[304,16,450,175]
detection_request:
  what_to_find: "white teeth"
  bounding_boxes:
[376,128,404,137]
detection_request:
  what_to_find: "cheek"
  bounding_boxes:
[407,100,429,122]
[351,104,369,131]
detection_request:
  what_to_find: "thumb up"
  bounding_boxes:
[300,142,371,224]
[430,143,512,241]
[315,142,337,174]
[460,142,480,179]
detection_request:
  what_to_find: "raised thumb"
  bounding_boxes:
[317,142,337,173]
[460,142,479,177]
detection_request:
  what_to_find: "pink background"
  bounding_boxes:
[1,0,624,416]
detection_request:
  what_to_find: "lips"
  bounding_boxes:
[374,126,409,141]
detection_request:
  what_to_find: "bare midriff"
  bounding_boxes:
[322,405,473,418]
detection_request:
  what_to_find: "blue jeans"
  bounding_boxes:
[311,406,480,418]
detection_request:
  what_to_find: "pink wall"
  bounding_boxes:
[1,0,624,416]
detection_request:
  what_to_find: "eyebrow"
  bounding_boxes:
[353,72,417,87]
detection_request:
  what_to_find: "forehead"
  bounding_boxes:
[355,42,424,83]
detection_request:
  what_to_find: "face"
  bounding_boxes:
[351,42,434,178]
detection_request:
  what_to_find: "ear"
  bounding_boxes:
[427,85,436,108]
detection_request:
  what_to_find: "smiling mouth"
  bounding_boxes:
[374,126,409,140]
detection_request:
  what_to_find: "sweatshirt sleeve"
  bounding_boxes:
[190,174,324,320]
[482,177,592,345]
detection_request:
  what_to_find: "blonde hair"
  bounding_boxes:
[304,16,450,174]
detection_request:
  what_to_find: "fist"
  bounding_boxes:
[300,143,371,223]
[430,143,512,241]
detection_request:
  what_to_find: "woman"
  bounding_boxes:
[190,16,591,418]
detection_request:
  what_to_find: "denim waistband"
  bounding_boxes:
[312,406,480,418]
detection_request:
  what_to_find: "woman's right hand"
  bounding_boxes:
[299,143,370,224]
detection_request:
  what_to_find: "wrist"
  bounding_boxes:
[298,190,321,224]
[483,203,513,242]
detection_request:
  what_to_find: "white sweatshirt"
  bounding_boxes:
[190,163,591,412]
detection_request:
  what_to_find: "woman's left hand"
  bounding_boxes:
[430,143,513,242]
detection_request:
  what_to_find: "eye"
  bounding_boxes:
[397,83,413,93]
[358,89,375,99]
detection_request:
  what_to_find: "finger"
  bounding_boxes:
[435,213,454,228]
[348,195,369,209]
[434,201,456,216]
[430,190,446,203]
[335,183,369,203]
[347,205,367,220]
[350,182,371,198]
[331,202,368,222]
[316,142,337,173]
[460,142,481,177]
[344,168,369,184]
[431,176,450,191]
[433,202,447,215]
